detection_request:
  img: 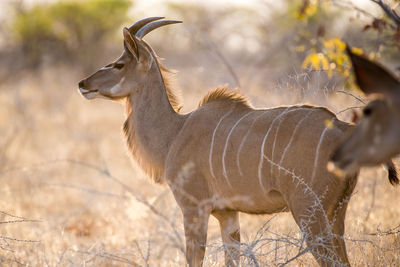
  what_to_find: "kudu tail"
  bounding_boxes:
[386,160,399,186]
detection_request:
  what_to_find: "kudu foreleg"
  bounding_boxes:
[213,210,241,267]
[182,206,210,267]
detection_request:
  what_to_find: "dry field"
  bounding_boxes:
[1,55,400,266]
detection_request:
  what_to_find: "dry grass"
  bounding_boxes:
[1,64,400,266]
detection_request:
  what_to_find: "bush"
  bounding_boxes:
[11,0,132,69]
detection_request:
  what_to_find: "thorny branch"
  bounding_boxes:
[0,236,40,243]
[336,90,366,105]
[332,0,376,19]
[0,211,41,253]
[4,158,400,265]
[0,159,184,265]
[368,224,400,236]
[133,239,151,267]
[67,248,141,266]
[42,182,128,199]
[336,105,363,115]
[184,25,242,88]
[63,159,186,254]
[371,0,400,27]
[0,211,41,222]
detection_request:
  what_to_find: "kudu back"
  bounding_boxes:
[79,18,398,266]
[329,46,400,184]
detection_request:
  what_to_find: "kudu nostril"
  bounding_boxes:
[79,80,85,88]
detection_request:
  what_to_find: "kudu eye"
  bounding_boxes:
[363,107,373,117]
[114,63,125,69]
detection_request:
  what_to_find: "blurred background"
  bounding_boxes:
[0,0,399,266]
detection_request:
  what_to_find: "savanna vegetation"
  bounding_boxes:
[0,0,399,265]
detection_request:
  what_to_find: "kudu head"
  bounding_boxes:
[329,46,400,177]
[78,17,181,100]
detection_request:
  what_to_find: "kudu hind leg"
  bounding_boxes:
[289,201,350,266]
[182,206,210,267]
[213,210,241,267]
[326,176,355,266]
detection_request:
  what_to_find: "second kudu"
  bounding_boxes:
[330,46,400,180]
[79,18,398,266]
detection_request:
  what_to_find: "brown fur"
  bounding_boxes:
[79,19,396,267]
[123,109,164,183]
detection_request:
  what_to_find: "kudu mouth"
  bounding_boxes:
[327,148,359,178]
[80,88,98,94]
[79,88,99,95]
[327,159,356,178]
[78,79,98,98]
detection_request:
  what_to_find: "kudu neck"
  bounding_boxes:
[124,61,185,182]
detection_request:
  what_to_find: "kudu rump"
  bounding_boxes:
[79,18,398,266]
[330,46,400,181]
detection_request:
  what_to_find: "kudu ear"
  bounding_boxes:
[123,27,139,61]
[346,45,400,99]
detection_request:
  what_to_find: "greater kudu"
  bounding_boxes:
[79,18,398,266]
[329,46,400,184]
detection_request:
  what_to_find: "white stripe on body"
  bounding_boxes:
[311,127,329,183]
[270,107,306,177]
[236,112,268,176]
[278,109,314,166]
[258,107,291,191]
[209,109,234,179]
[222,111,254,184]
